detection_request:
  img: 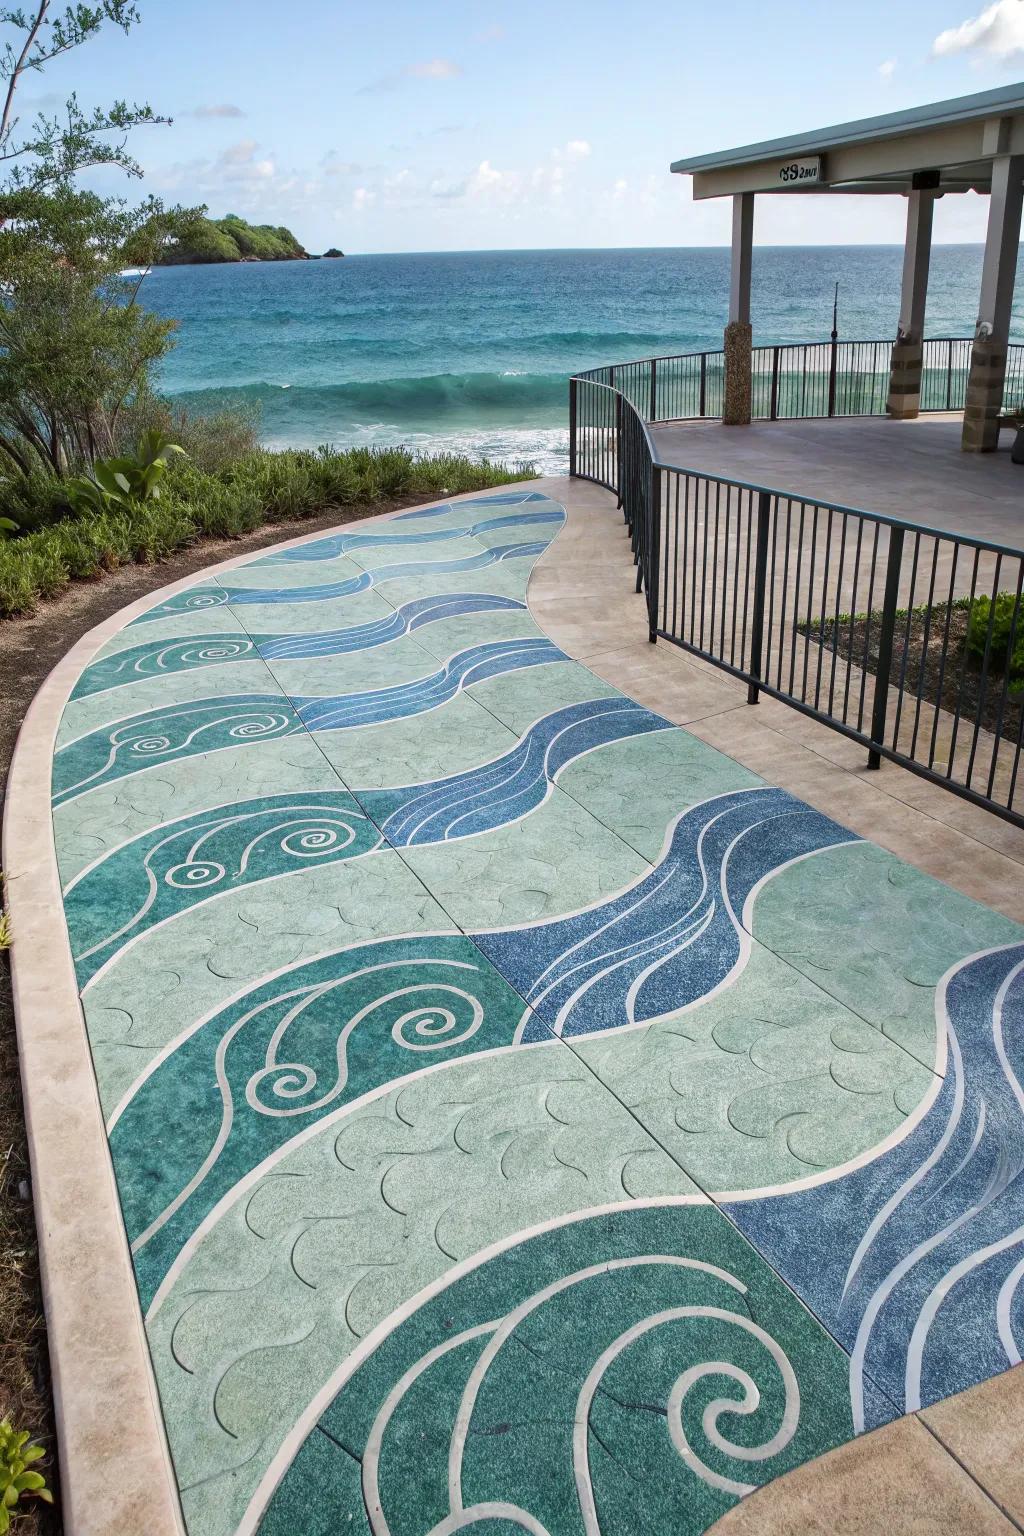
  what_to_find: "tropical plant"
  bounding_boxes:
[0,1419,52,1530]
[0,5,200,476]
[65,429,185,514]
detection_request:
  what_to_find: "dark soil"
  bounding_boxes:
[0,494,425,1534]
[801,602,1023,747]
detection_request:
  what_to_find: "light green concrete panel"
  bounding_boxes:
[230,588,394,635]
[56,659,280,745]
[399,782,649,930]
[83,851,454,1113]
[374,560,540,605]
[566,938,936,1195]
[344,534,485,577]
[315,690,519,790]
[554,724,763,861]
[223,553,369,591]
[750,840,1024,1069]
[259,633,440,700]
[52,733,346,884]
[405,607,542,664]
[147,1037,700,1536]
[90,605,244,657]
[469,657,619,733]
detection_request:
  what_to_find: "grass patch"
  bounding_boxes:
[0,444,535,619]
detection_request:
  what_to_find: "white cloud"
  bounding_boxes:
[878,58,897,79]
[932,0,1024,60]
[565,139,592,161]
[406,58,462,79]
[352,186,375,211]
[474,23,506,41]
[321,154,363,177]
[359,56,463,92]
[189,103,245,119]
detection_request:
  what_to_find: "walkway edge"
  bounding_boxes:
[2,484,538,1536]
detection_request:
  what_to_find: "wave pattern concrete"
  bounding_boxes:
[44,489,1024,1536]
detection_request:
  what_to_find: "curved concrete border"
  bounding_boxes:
[3,482,550,1536]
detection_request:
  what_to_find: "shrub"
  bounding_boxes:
[0,445,534,619]
[967,591,1024,692]
[116,394,260,474]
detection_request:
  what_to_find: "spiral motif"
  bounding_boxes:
[278,821,357,858]
[176,640,253,665]
[182,591,228,610]
[164,860,226,890]
[130,733,173,756]
[244,980,486,1118]
[391,988,484,1052]
[229,713,291,740]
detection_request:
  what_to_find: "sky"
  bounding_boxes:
[26,0,1024,252]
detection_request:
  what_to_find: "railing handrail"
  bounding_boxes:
[570,349,1024,831]
[572,371,1024,562]
[570,334,986,386]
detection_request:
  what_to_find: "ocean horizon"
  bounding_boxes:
[143,245,1024,475]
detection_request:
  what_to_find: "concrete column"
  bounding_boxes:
[724,192,754,426]
[963,154,1024,452]
[887,189,936,420]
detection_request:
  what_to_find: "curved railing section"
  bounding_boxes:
[568,341,1024,832]
[572,336,1024,430]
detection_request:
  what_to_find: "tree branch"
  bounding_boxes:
[0,0,47,148]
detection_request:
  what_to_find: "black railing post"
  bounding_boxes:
[649,357,658,423]
[827,338,838,417]
[615,390,624,510]
[746,490,772,705]
[770,346,780,421]
[648,465,661,642]
[568,376,578,478]
[867,526,905,769]
[946,340,954,411]
[699,352,707,418]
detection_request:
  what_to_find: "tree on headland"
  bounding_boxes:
[0,3,199,475]
[157,213,308,265]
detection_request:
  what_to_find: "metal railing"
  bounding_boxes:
[573,335,1024,426]
[569,364,1024,830]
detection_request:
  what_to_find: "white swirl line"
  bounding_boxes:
[575,1306,799,1527]
[997,1253,1024,1365]
[363,1322,497,1536]
[128,962,486,1254]
[447,1255,745,1520]
[993,955,1024,1114]
[905,1217,1024,1411]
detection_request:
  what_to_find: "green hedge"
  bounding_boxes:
[0,446,535,619]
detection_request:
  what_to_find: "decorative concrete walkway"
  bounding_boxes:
[17,483,1024,1533]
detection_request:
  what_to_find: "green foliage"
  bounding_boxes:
[0,186,197,475]
[0,1418,52,1530]
[0,442,534,617]
[0,3,164,194]
[65,429,184,514]
[158,214,307,266]
[966,591,1024,693]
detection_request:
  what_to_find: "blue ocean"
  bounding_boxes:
[142,246,1024,474]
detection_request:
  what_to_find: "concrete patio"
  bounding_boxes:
[650,415,1024,547]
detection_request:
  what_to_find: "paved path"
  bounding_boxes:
[48,486,1024,1534]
